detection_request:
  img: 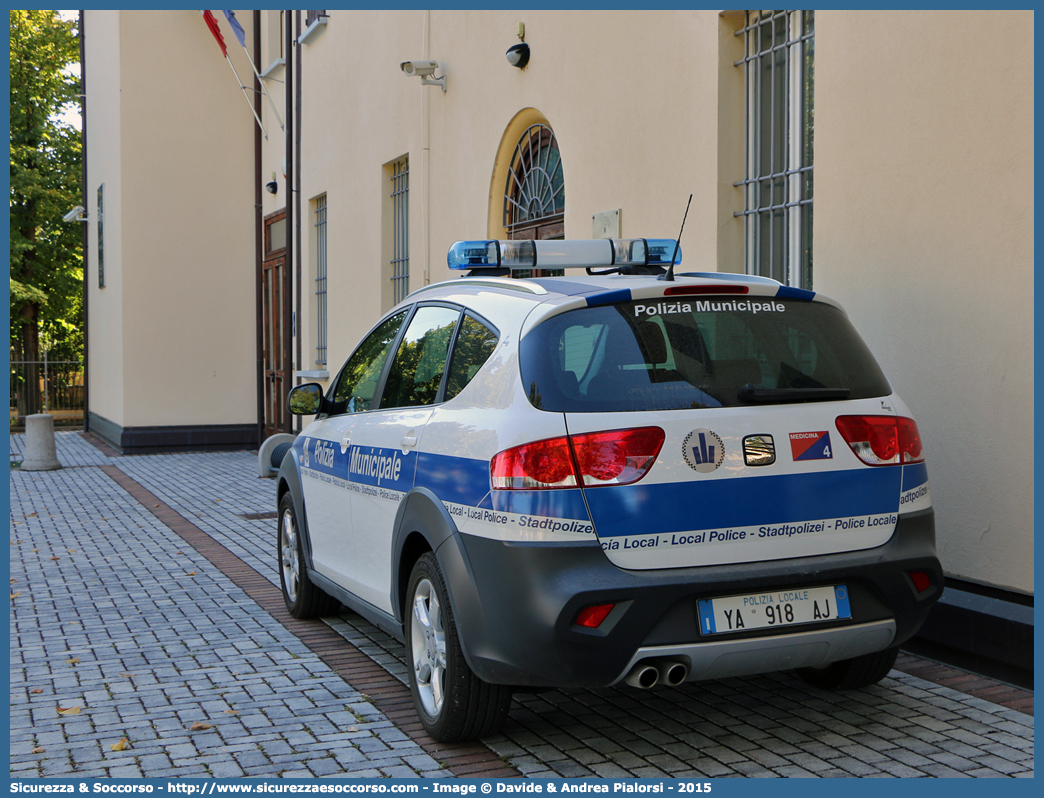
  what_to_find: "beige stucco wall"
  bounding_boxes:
[813,10,1033,592]
[86,10,257,429]
[86,10,1032,595]
[83,10,124,424]
[284,9,724,385]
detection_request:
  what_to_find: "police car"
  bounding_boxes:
[277,238,941,742]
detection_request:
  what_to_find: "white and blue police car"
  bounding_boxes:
[277,238,941,741]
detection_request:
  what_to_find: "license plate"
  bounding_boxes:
[697,585,851,635]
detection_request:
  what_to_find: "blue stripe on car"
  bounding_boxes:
[775,285,816,301]
[901,462,929,491]
[585,289,632,307]
[584,468,903,538]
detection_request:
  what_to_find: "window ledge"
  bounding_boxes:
[260,58,285,80]
[296,369,330,381]
[298,15,328,46]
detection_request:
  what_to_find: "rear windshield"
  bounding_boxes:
[519,297,891,412]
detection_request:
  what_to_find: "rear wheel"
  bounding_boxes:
[797,646,899,690]
[278,492,339,618]
[406,552,512,741]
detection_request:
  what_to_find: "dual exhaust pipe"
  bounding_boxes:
[624,658,689,689]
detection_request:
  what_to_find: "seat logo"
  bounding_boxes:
[683,429,725,473]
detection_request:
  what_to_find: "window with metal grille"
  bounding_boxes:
[735,10,814,289]
[314,194,328,366]
[503,123,565,277]
[390,158,410,304]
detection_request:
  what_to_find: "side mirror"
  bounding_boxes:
[288,383,324,416]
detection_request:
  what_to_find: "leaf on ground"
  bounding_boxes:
[30,549,39,553]
[66,657,80,665]
[110,738,129,752]
[57,705,81,716]
[25,512,37,518]
[347,726,358,733]
[30,688,43,695]
[10,578,16,583]
[67,549,76,553]
[119,673,134,678]
[176,551,183,555]
[50,556,60,561]
[189,721,212,731]
[153,504,160,508]
[223,709,239,715]
[185,571,196,576]
[32,747,45,754]
[11,591,23,600]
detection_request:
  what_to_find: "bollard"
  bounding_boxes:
[21,414,63,471]
[258,433,297,478]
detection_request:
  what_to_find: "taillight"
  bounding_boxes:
[571,427,665,486]
[835,415,925,466]
[491,436,577,489]
[491,427,665,490]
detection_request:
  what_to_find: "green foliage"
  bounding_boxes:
[10,10,83,362]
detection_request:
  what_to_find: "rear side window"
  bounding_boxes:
[519,297,891,412]
[444,314,499,401]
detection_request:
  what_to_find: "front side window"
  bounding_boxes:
[380,306,461,409]
[329,311,407,415]
[520,297,889,413]
[736,10,814,289]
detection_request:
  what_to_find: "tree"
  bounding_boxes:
[9,10,83,414]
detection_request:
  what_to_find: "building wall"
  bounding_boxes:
[813,10,1033,593]
[286,9,725,388]
[85,9,1033,597]
[83,10,124,425]
[85,10,257,434]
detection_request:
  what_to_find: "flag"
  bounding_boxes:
[201,10,227,58]
[223,10,247,49]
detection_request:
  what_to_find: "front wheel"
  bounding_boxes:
[406,552,512,741]
[796,646,899,690]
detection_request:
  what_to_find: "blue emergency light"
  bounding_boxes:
[447,238,682,271]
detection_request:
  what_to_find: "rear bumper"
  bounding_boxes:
[438,508,940,688]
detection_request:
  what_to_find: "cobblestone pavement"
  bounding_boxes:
[9,433,1034,778]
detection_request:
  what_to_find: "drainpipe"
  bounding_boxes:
[282,9,294,434]
[422,10,431,286]
[79,10,89,432]
[253,10,264,445]
[294,9,302,433]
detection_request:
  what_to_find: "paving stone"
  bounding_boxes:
[9,433,1034,781]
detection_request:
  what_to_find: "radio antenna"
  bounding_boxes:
[660,193,692,282]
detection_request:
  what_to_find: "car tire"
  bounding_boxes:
[796,646,899,690]
[406,552,513,742]
[278,492,339,618]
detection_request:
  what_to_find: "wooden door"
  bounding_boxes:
[261,211,288,439]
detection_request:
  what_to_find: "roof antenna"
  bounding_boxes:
[660,193,692,282]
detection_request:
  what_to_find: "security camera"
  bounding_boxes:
[506,43,530,69]
[63,206,86,223]
[400,60,438,78]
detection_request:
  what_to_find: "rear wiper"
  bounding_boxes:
[738,384,851,404]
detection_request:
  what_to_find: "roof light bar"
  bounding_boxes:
[447,239,682,271]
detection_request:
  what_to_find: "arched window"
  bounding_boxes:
[503,123,564,242]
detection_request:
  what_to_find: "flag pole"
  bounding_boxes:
[221,10,284,132]
[224,55,268,140]
[239,45,285,132]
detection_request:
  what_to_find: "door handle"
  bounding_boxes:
[401,434,418,451]
[339,432,352,454]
